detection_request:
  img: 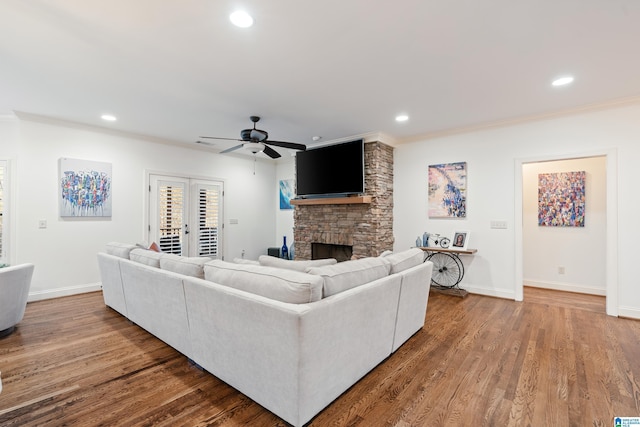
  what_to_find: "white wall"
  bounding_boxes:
[393,101,640,318]
[2,114,277,300]
[522,157,606,294]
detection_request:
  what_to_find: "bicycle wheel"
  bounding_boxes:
[428,252,462,288]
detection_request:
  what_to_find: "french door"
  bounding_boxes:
[0,160,7,262]
[149,174,223,258]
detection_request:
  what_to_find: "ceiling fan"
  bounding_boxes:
[199,116,307,159]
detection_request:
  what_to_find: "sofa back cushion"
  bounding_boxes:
[129,248,165,268]
[204,260,323,304]
[306,257,391,297]
[381,248,426,274]
[105,242,137,259]
[233,258,260,265]
[258,255,337,272]
[160,254,213,279]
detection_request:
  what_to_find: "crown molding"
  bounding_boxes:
[12,111,186,147]
[307,131,399,149]
[398,95,640,144]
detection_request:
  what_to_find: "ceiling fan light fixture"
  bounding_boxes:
[230,10,253,28]
[243,142,264,154]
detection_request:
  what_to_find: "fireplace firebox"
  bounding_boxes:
[312,243,353,262]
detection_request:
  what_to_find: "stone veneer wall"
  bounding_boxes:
[293,141,394,260]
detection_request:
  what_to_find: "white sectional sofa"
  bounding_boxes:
[97,243,433,426]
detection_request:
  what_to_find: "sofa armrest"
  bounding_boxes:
[392,261,433,352]
[97,252,128,317]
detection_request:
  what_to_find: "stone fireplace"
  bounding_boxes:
[293,141,393,260]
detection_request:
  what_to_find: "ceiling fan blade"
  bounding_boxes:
[220,144,244,154]
[264,140,307,151]
[262,145,282,159]
[200,136,243,142]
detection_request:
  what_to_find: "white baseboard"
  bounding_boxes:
[618,306,640,320]
[462,283,516,300]
[28,282,102,302]
[524,280,606,296]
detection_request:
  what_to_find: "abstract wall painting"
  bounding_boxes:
[59,158,112,217]
[428,162,467,218]
[538,171,585,227]
[279,179,295,210]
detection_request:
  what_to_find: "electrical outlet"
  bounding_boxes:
[558,266,565,274]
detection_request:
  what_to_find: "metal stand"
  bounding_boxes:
[419,247,477,297]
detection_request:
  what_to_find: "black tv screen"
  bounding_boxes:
[295,139,365,198]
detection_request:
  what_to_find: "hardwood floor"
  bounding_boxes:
[0,288,638,426]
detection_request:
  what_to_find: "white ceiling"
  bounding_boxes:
[1,0,639,154]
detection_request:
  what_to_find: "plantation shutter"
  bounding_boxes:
[158,183,185,254]
[193,182,222,258]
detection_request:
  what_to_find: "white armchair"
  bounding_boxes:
[0,263,34,338]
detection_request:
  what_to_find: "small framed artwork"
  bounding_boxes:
[451,231,470,250]
[279,179,295,210]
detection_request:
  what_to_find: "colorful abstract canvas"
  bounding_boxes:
[428,162,467,218]
[279,179,294,210]
[59,158,112,217]
[538,171,585,227]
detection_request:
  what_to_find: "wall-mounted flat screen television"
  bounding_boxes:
[295,139,365,198]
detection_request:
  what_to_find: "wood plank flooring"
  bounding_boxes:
[0,287,638,426]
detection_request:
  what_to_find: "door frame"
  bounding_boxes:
[144,170,225,258]
[514,148,618,316]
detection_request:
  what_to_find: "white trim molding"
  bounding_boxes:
[524,280,606,296]
[28,283,102,302]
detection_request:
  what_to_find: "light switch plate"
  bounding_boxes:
[490,220,508,229]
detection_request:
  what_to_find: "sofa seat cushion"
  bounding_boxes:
[160,254,213,279]
[306,257,391,297]
[105,242,137,259]
[258,255,337,272]
[204,260,323,304]
[381,248,426,274]
[129,248,165,267]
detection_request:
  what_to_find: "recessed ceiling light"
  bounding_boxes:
[395,114,409,122]
[552,76,574,87]
[101,114,117,121]
[230,10,253,28]
[312,136,322,141]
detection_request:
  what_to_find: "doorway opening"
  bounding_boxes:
[515,149,618,316]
